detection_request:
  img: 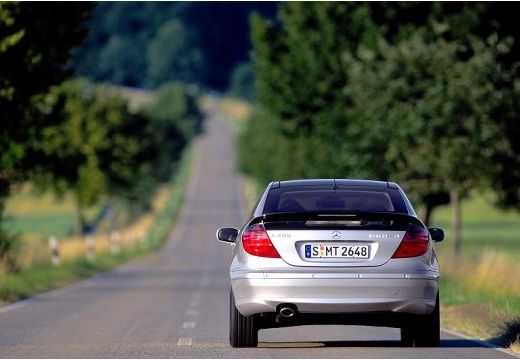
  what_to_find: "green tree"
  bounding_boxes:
[0,2,91,266]
[73,2,278,89]
[346,34,515,254]
[32,80,153,233]
[228,62,256,101]
[245,2,520,256]
[147,20,205,87]
[97,35,146,86]
[143,82,202,143]
[247,3,381,180]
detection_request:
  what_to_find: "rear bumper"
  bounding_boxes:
[232,272,438,317]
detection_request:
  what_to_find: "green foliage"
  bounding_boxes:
[0,2,92,268]
[345,34,514,206]
[144,82,203,143]
[28,80,199,233]
[228,62,256,101]
[147,20,205,87]
[247,3,384,180]
[0,2,91,189]
[243,2,520,217]
[33,80,147,208]
[73,2,278,89]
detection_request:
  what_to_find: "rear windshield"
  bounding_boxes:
[263,186,408,214]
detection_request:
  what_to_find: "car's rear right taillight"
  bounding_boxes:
[392,224,430,258]
[242,224,280,258]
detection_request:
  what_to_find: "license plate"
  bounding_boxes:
[304,244,369,259]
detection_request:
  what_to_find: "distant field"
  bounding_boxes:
[4,185,99,238]
[431,191,520,258]
[5,213,77,238]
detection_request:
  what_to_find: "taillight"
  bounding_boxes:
[242,224,280,258]
[392,224,430,258]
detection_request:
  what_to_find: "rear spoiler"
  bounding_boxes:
[249,211,423,227]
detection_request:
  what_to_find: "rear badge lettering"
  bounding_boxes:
[368,233,401,239]
[275,233,292,238]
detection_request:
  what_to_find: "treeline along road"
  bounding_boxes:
[0,114,516,358]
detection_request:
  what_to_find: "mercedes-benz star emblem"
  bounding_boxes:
[332,231,342,240]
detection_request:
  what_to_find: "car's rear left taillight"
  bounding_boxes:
[392,224,430,258]
[242,224,280,258]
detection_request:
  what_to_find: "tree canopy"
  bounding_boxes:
[0,2,92,268]
[72,2,278,90]
[240,2,520,254]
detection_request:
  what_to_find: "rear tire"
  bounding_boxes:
[400,293,440,347]
[229,289,258,348]
[415,293,440,347]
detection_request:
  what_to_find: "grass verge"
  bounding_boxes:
[431,193,520,353]
[0,145,193,306]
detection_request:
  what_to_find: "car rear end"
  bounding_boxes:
[232,180,439,317]
[220,179,442,347]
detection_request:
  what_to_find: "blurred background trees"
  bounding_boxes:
[241,2,520,255]
[0,2,204,270]
[0,2,92,270]
[72,2,277,89]
[2,1,520,262]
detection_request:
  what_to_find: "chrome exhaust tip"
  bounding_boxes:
[278,305,297,318]
[279,307,295,318]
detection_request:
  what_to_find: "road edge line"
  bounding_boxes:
[442,327,520,358]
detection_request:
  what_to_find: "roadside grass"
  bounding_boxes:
[431,192,520,352]
[0,248,145,305]
[0,145,193,305]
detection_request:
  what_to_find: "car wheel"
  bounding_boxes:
[229,289,258,348]
[400,293,440,347]
[415,292,440,347]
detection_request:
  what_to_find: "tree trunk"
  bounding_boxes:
[450,189,462,256]
[75,203,86,236]
[419,203,433,227]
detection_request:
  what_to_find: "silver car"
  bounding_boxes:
[217,179,444,348]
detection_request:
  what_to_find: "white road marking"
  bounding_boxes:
[183,321,196,329]
[177,337,192,346]
[186,309,199,316]
[189,300,199,308]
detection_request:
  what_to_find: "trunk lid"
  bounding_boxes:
[254,212,421,267]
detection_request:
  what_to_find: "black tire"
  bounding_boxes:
[229,290,258,348]
[415,293,440,347]
[400,293,440,347]
[229,291,239,347]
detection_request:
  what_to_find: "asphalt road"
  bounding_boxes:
[0,115,517,358]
